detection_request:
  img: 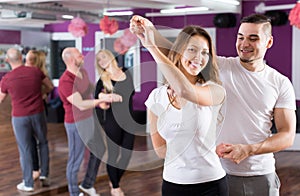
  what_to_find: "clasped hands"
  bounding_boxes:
[216,143,252,164]
[129,15,156,49]
[98,92,122,109]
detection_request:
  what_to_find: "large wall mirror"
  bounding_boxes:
[95,31,141,92]
[51,32,82,83]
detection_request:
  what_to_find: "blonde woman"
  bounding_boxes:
[80,49,135,196]
[96,49,135,196]
[26,50,50,100]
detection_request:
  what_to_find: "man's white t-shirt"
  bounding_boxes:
[217,56,296,176]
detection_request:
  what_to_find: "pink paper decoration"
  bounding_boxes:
[120,28,138,48]
[113,28,138,54]
[99,16,119,35]
[289,2,300,29]
[68,17,88,37]
[114,38,129,55]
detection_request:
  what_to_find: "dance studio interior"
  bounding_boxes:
[0,0,300,195]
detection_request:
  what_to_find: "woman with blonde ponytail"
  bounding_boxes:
[80,49,135,196]
[95,50,116,92]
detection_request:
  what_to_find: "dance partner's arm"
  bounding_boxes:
[216,108,296,164]
[130,15,172,56]
[67,91,122,111]
[42,76,54,94]
[148,109,166,159]
[0,89,7,103]
[131,16,225,106]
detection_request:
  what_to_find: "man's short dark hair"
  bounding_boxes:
[240,14,271,24]
[240,14,272,36]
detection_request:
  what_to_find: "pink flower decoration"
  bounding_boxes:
[114,38,129,55]
[289,2,300,29]
[113,28,138,54]
[120,28,138,48]
[99,16,119,35]
[68,17,88,37]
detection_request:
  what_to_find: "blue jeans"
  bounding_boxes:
[80,113,106,189]
[64,121,85,196]
[80,152,101,189]
[12,112,49,187]
[31,136,40,171]
[65,115,106,195]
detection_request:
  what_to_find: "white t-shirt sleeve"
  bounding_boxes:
[216,56,231,71]
[275,77,296,110]
[145,87,166,116]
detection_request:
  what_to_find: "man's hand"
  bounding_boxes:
[216,143,252,164]
[216,143,232,157]
[98,92,122,103]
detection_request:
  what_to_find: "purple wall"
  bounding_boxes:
[1,0,297,110]
[0,30,20,44]
[44,20,129,83]
[44,0,298,110]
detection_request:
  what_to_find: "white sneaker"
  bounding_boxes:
[79,193,84,196]
[17,181,34,192]
[79,184,100,196]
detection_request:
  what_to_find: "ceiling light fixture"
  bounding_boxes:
[160,6,209,14]
[0,2,100,22]
[103,11,133,16]
[211,0,240,6]
[62,14,74,19]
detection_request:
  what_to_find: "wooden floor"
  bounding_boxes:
[1,97,300,196]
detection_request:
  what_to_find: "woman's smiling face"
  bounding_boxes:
[97,51,110,70]
[180,35,210,77]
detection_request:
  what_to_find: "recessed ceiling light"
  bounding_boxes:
[211,0,240,6]
[62,15,74,19]
[160,7,209,14]
[103,11,133,16]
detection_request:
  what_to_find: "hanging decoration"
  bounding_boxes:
[289,1,300,29]
[114,28,138,55]
[68,17,88,37]
[113,38,129,55]
[99,16,119,35]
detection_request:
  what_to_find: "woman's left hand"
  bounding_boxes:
[130,15,156,49]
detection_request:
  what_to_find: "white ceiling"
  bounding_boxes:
[0,0,242,29]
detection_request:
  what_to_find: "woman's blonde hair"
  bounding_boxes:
[27,50,49,77]
[26,50,39,66]
[37,51,48,76]
[95,49,119,92]
[168,25,221,85]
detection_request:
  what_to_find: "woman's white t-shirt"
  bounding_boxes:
[145,84,226,184]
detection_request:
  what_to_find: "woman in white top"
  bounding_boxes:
[131,16,228,195]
